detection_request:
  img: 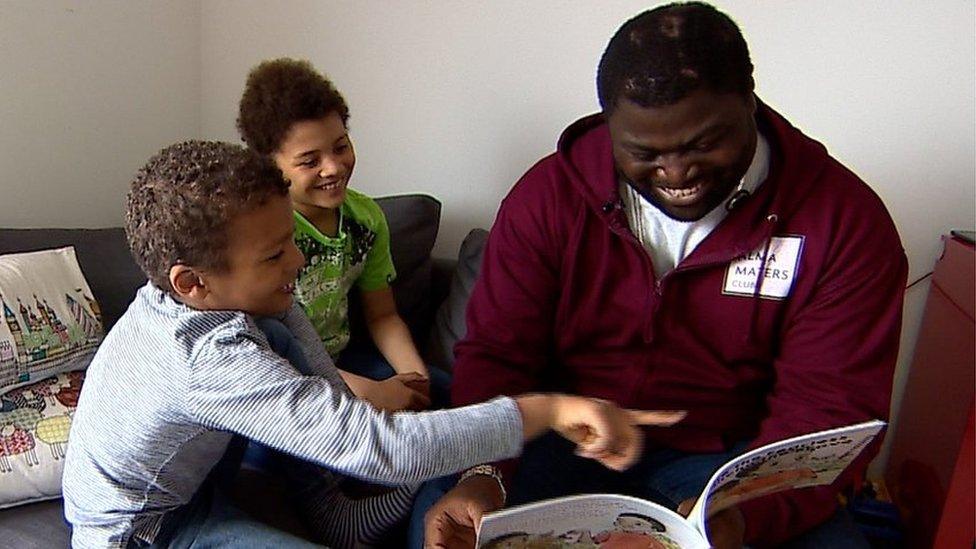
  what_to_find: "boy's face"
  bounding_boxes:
[199,194,305,316]
[273,112,355,215]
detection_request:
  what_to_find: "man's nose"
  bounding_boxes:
[654,155,696,186]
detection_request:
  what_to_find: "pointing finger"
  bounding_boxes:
[627,410,687,426]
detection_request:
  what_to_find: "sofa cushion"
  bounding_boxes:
[0,228,145,332]
[0,247,103,394]
[0,498,70,547]
[426,229,487,372]
[0,370,85,510]
[348,194,441,349]
[0,193,441,349]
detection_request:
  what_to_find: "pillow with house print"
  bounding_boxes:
[0,246,103,396]
[0,369,86,508]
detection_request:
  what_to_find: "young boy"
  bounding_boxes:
[61,141,682,548]
[236,58,443,412]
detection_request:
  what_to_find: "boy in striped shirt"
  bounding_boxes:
[62,141,682,548]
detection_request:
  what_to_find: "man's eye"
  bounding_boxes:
[266,251,284,262]
[298,159,317,168]
[693,141,716,152]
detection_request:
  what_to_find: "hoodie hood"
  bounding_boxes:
[554,98,833,255]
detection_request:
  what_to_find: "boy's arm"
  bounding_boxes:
[360,286,429,377]
[278,302,345,382]
[189,327,678,485]
[339,368,432,412]
[188,325,523,485]
[281,301,429,411]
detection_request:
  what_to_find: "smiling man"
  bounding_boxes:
[417,3,907,548]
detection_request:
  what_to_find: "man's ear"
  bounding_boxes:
[168,264,208,300]
[746,77,757,114]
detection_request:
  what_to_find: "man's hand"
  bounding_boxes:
[678,498,745,549]
[424,475,504,548]
[360,372,431,412]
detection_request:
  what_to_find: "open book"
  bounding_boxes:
[477,420,885,548]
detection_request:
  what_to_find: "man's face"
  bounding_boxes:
[200,194,305,317]
[272,112,355,216]
[607,88,757,221]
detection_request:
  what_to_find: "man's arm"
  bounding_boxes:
[188,325,525,485]
[737,205,908,545]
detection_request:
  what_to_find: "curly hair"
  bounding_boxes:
[237,58,350,155]
[597,2,753,112]
[125,140,289,290]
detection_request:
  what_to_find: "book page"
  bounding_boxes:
[478,493,707,548]
[688,420,885,533]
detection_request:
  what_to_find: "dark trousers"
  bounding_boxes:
[407,433,870,548]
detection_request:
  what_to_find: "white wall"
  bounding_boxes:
[0,1,201,228]
[1,1,972,475]
[199,1,975,475]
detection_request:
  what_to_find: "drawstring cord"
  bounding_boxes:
[748,213,779,344]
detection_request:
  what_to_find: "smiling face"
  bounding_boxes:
[197,194,305,317]
[607,88,757,221]
[272,112,355,218]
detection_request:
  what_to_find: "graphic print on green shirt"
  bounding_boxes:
[293,189,396,356]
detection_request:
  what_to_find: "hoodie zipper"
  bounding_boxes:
[608,203,781,346]
[605,209,660,342]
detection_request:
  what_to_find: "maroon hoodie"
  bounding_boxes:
[451,100,907,545]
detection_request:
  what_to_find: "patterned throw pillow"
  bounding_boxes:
[0,247,103,396]
[0,370,85,508]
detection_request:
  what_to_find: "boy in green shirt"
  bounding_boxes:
[238,58,443,412]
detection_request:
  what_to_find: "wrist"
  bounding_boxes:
[395,364,428,376]
[514,393,556,440]
[458,465,506,510]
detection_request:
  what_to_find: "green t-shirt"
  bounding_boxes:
[293,189,396,356]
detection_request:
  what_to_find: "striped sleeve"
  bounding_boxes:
[185,324,523,485]
[279,303,347,386]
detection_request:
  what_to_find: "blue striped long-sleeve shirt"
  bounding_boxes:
[62,283,523,548]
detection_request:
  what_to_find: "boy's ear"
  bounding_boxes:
[168,264,208,300]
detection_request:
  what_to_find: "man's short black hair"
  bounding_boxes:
[597,2,753,112]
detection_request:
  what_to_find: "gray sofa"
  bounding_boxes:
[0,194,487,548]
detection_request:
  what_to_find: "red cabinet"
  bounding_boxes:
[885,234,974,548]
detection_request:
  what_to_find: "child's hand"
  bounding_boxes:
[514,394,685,470]
[550,396,685,471]
[362,372,431,412]
[399,370,431,399]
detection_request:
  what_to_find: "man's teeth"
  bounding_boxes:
[660,184,701,198]
[317,181,341,190]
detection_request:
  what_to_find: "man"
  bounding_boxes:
[419,3,906,547]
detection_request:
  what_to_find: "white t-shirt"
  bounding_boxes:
[621,132,771,279]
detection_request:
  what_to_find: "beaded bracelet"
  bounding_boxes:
[458,464,507,506]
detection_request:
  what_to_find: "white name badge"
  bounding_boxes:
[723,235,804,300]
